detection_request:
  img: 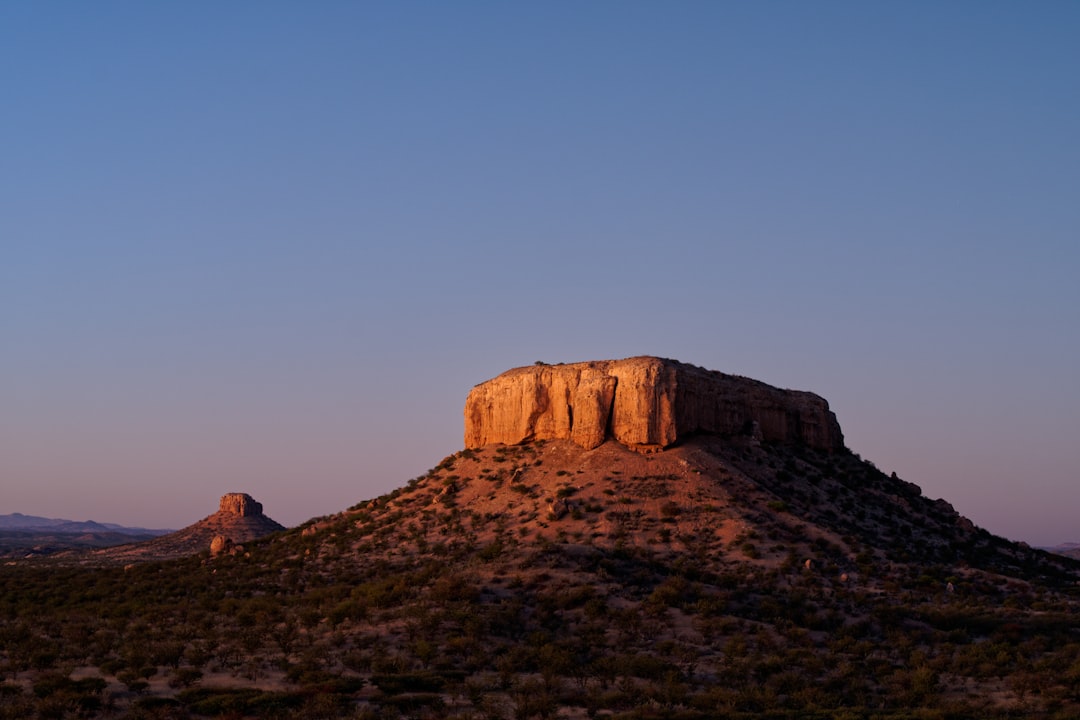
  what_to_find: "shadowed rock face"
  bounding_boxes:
[464,357,844,452]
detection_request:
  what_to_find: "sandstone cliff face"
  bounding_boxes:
[219,493,263,517]
[464,357,843,453]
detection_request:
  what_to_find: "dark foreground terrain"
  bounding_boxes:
[3,437,1080,719]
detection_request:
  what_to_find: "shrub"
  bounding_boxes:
[371,672,446,695]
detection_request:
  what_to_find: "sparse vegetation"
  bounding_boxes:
[1,437,1079,718]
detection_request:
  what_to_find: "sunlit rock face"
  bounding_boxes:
[464,357,843,453]
[209,535,233,556]
[218,493,264,517]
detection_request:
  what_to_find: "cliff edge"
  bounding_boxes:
[464,357,843,453]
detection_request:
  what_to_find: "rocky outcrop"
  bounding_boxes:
[209,535,233,556]
[86,494,285,564]
[465,357,843,453]
[218,493,264,517]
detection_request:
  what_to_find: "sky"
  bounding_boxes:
[2,2,1078,545]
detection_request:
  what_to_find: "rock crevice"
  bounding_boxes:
[465,357,843,453]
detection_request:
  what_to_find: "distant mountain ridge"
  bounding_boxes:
[0,513,173,558]
[1043,542,1080,560]
[0,512,172,535]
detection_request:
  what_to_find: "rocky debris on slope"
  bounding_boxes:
[464,357,843,453]
[209,534,246,558]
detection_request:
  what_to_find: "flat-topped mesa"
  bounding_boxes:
[464,357,844,453]
[218,493,264,517]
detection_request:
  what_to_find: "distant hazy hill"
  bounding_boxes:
[1043,542,1080,560]
[0,512,171,535]
[0,513,172,558]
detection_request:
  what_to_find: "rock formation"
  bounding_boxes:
[209,535,233,557]
[86,493,284,564]
[218,493,264,517]
[464,357,843,453]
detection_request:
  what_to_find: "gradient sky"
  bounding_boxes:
[3,2,1078,545]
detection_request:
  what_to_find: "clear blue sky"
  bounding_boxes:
[3,2,1078,544]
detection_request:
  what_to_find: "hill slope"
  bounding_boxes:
[1,359,1078,718]
[62,492,285,564]
[0,513,169,535]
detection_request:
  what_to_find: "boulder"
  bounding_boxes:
[209,535,233,556]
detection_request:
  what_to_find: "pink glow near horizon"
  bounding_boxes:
[2,3,1078,546]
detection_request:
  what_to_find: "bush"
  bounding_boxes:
[178,688,309,715]
[371,672,446,695]
[168,667,203,689]
[382,692,446,712]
